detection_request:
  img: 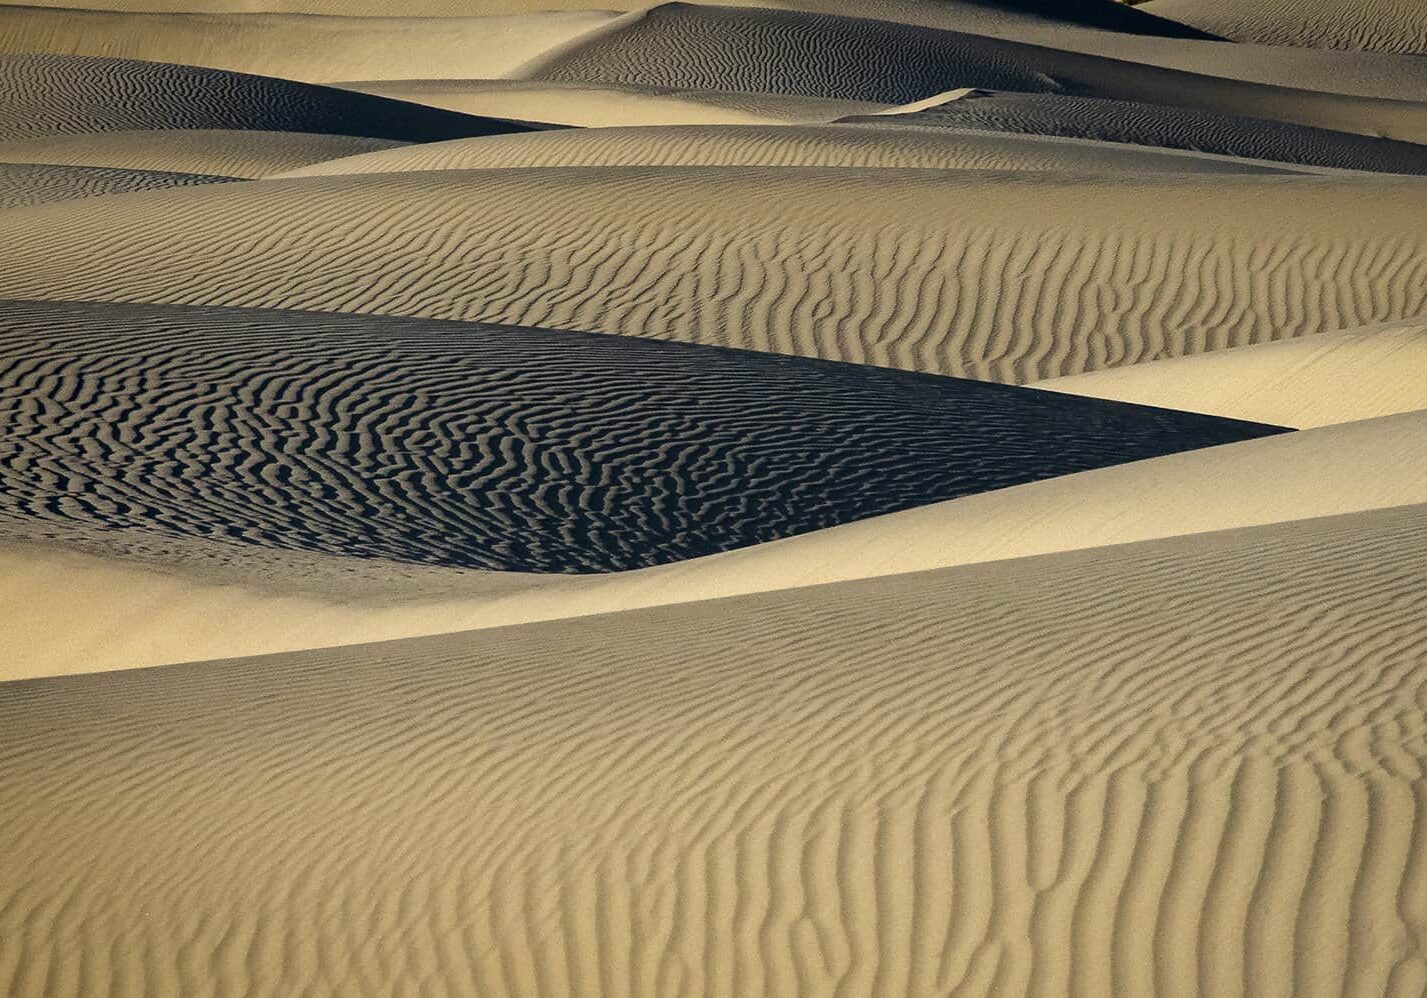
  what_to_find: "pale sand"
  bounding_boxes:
[521,4,1427,145]
[0,6,625,82]
[2,169,1427,381]
[11,411,1427,677]
[0,129,406,178]
[1145,0,1427,54]
[333,78,886,127]
[1034,319,1427,428]
[278,122,1304,176]
[3,504,1426,995]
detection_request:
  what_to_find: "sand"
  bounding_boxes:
[1144,0,1427,54]
[14,406,1427,676]
[2,169,1427,382]
[1034,319,1427,428]
[0,6,626,83]
[0,161,237,207]
[0,53,542,142]
[278,122,1306,176]
[0,128,406,178]
[3,504,1425,995]
[332,78,886,127]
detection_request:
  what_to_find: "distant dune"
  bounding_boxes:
[279,122,1303,175]
[4,504,1425,995]
[0,128,405,177]
[1035,320,1427,428]
[0,53,541,141]
[2,169,1426,381]
[844,89,1427,175]
[1144,0,1427,54]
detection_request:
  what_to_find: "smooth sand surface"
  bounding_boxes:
[1034,319,1427,428]
[0,297,1283,572]
[1145,0,1427,54]
[2,169,1427,382]
[523,4,1427,145]
[0,53,542,142]
[279,122,1304,176]
[3,504,1426,995]
[14,408,1427,676]
[0,128,406,178]
[847,89,1427,175]
[0,6,625,82]
[334,78,885,126]
[0,161,236,206]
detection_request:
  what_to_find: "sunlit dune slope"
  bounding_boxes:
[2,504,1425,995]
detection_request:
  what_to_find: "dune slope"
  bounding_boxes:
[2,170,1427,381]
[0,128,406,178]
[1144,0,1427,54]
[0,298,1284,575]
[1034,320,1427,428]
[13,408,1427,676]
[0,53,541,141]
[0,161,236,207]
[2,504,1425,995]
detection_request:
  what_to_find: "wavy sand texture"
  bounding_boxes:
[523,4,1427,144]
[3,505,1426,995]
[0,128,405,178]
[0,161,236,207]
[333,78,885,126]
[1144,0,1427,54]
[845,90,1427,174]
[280,122,1303,177]
[15,408,1427,676]
[1034,320,1427,428]
[0,53,540,142]
[3,169,1427,382]
[0,7,624,82]
[0,297,1283,577]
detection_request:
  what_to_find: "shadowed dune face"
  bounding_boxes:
[1144,0,1427,54]
[0,161,237,207]
[279,122,1302,175]
[0,299,1284,572]
[2,169,1427,382]
[844,90,1427,175]
[2,505,1425,995]
[0,53,542,141]
[0,128,407,178]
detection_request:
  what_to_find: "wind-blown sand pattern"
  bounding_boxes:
[3,506,1427,996]
[3,169,1427,381]
[281,122,1304,175]
[3,0,1426,991]
[0,298,1283,573]
[0,127,405,177]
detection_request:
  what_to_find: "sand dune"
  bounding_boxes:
[0,128,404,178]
[2,169,1427,382]
[847,89,1427,175]
[524,4,1427,144]
[0,53,541,142]
[17,406,1427,676]
[1144,0,1427,55]
[0,6,625,82]
[0,161,235,207]
[3,504,1425,995]
[0,298,1282,577]
[280,122,1304,177]
[1035,320,1427,428]
[334,78,885,127]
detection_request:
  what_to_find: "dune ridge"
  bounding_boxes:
[2,504,1425,995]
